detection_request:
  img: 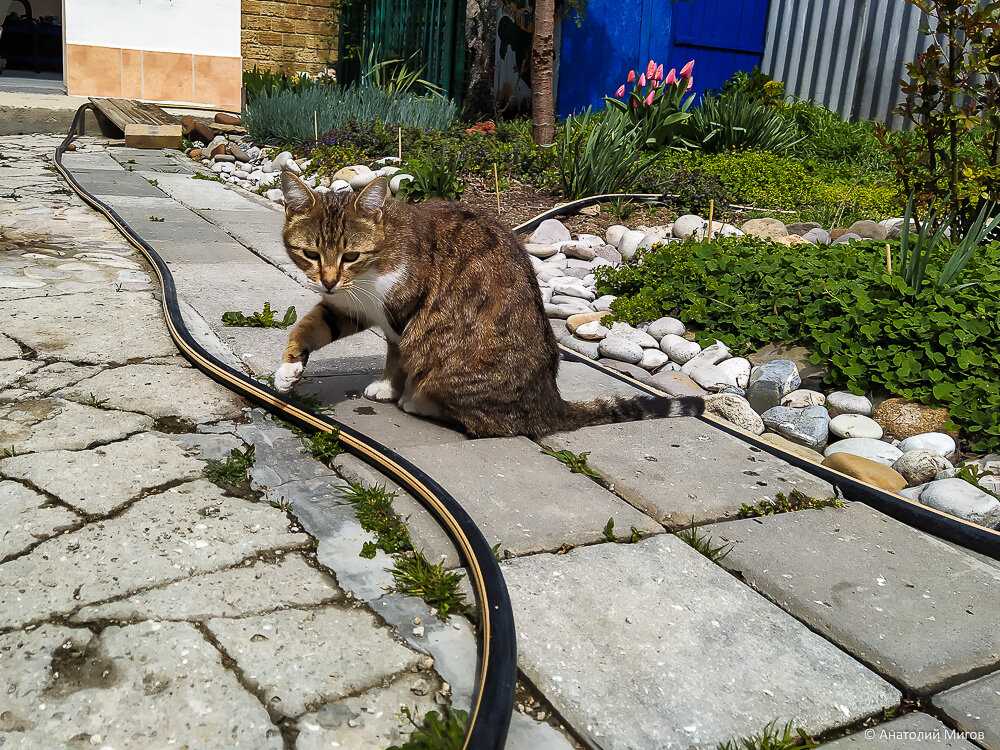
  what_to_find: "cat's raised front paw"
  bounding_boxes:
[364,379,401,402]
[274,362,304,392]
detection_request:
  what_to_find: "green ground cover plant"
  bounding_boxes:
[221,302,297,329]
[204,445,256,487]
[388,707,467,750]
[597,235,1000,450]
[337,481,412,558]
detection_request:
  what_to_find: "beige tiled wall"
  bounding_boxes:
[66,44,242,109]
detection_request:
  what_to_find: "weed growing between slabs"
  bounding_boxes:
[602,517,642,543]
[737,490,844,519]
[388,706,468,750]
[337,480,468,619]
[221,302,297,329]
[540,447,601,479]
[717,719,817,750]
[675,522,734,562]
[203,445,256,488]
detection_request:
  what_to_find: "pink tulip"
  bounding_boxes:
[646,59,656,79]
[686,76,694,91]
[638,73,646,87]
[615,84,626,98]
[650,79,659,89]
[655,63,664,81]
[631,99,638,108]
[680,59,695,77]
[627,69,636,83]
[644,90,655,105]
[665,68,676,85]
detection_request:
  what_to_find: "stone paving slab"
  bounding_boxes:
[0,332,22,358]
[0,480,79,559]
[556,360,648,401]
[69,167,170,198]
[0,431,203,515]
[0,290,176,363]
[0,397,152,454]
[151,170,275,212]
[207,605,423,717]
[299,373,469,449]
[61,363,245,424]
[16,361,105,395]
[818,713,982,749]
[230,326,389,378]
[73,552,341,622]
[933,671,1000,749]
[0,621,283,749]
[0,357,41,387]
[295,670,444,750]
[399,437,662,559]
[543,417,836,526]
[709,502,1000,694]
[503,535,899,749]
[0,479,309,628]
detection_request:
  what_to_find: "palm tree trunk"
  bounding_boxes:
[530,0,556,146]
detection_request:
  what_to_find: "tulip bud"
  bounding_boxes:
[615,84,626,98]
[644,90,655,105]
[680,59,695,77]
[627,69,636,83]
[638,73,646,87]
[655,64,664,81]
[646,60,656,80]
[665,68,676,85]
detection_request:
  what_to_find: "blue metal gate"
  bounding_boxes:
[557,0,770,116]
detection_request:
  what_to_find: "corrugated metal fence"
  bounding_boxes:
[762,0,932,127]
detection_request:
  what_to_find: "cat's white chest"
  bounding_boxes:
[326,267,405,344]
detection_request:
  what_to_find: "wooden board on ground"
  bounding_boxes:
[89,98,183,149]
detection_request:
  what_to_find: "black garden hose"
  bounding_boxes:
[55,104,515,750]
[514,197,1000,562]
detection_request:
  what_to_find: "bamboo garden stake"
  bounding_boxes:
[314,111,318,142]
[494,163,501,215]
[886,243,892,275]
[707,199,715,243]
[398,127,402,162]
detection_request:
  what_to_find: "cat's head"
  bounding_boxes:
[280,172,390,293]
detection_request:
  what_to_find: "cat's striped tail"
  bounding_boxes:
[552,395,704,433]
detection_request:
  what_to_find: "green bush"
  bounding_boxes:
[397,148,467,201]
[595,235,1000,450]
[243,86,457,146]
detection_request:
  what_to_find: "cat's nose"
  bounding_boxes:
[322,279,336,290]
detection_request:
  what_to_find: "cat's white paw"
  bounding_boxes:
[399,394,443,418]
[274,362,304,392]
[364,379,401,402]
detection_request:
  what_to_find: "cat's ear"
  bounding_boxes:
[354,177,388,222]
[281,171,315,216]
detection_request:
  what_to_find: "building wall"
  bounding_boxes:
[64,0,242,109]
[241,0,338,74]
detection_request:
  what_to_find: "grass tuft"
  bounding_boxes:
[603,517,642,543]
[717,719,817,750]
[389,553,467,620]
[738,490,844,519]
[204,445,256,486]
[388,706,468,750]
[675,521,734,562]
[221,302,297,329]
[85,393,109,408]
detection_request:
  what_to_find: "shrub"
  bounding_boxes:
[687,90,802,154]
[397,148,467,201]
[243,86,457,146]
[657,168,730,214]
[595,235,1000,449]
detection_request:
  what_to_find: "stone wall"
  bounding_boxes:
[241,0,338,73]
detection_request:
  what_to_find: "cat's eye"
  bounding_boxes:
[342,252,360,263]
[302,250,321,261]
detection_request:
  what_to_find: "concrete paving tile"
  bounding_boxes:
[0,479,309,628]
[59,150,123,171]
[71,168,168,198]
[0,431,204,514]
[0,289,176,363]
[0,332,21,358]
[295,670,444,750]
[398,437,662,559]
[556,360,647,401]
[0,621,283,749]
[0,480,78,559]
[0,397,152,454]
[504,535,900,750]
[298,373,468,449]
[62,363,245,423]
[542,418,835,526]
[818,713,982,748]
[195,208,295,270]
[933,671,1000,749]
[73,553,341,622]
[709,502,1000,694]
[0,357,41,388]
[207,605,422,717]
[151,170,272,212]
[225,326,388,378]
[18,361,105,394]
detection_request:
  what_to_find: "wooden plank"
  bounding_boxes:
[124,123,183,149]
[89,98,131,131]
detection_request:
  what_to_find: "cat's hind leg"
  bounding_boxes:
[364,342,405,402]
[397,380,444,418]
[275,304,364,391]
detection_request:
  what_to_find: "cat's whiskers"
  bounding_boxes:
[351,278,398,328]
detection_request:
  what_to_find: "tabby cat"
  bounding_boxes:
[273,172,703,438]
